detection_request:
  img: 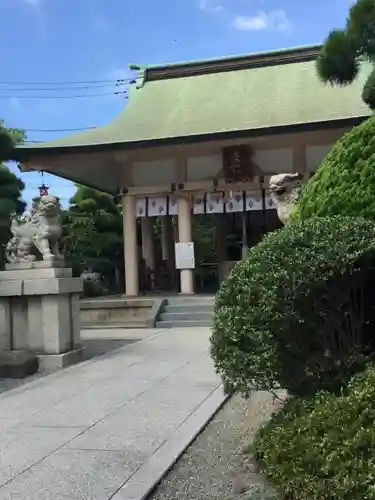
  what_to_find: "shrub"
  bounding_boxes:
[211,216,375,398]
[82,278,108,298]
[291,116,375,221]
[253,362,375,500]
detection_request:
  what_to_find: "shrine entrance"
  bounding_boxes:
[13,44,368,296]
[134,186,282,295]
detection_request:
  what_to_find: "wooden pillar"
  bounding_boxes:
[122,195,138,296]
[177,196,194,294]
[141,217,155,271]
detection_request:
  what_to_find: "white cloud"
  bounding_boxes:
[198,0,223,13]
[233,10,291,32]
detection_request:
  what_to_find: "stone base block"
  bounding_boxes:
[0,266,82,370]
[0,350,39,378]
[38,347,84,371]
[5,258,66,271]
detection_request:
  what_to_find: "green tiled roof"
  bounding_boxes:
[15,44,372,158]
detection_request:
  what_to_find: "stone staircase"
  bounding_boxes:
[155,295,214,328]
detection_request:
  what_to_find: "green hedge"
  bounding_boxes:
[292,116,375,221]
[211,216,375,397]
[253,362,375,500]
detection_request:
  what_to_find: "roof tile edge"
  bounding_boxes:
[140,43,322,82]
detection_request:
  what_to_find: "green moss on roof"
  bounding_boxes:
[15,45,372,158]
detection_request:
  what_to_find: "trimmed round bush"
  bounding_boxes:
[253,362,375,500]
[292,116,375,221]
[211,216,375,397]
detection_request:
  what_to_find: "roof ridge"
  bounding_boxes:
[130,44,322,83]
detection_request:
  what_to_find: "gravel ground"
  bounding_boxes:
[149,391,287,500]
[0,337,138,394]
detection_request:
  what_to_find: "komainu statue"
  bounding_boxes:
[269,173,303,224]
[5,195,63,264]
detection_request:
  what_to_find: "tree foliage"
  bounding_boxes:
[0,120,24,162]
[0,121,26,267]
[292,117,375,221]
[253,363,375,500]
[61,185,123,282]
[316,0,375,109]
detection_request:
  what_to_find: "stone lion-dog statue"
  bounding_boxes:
[269,173,303,224]
[6,195,63,264]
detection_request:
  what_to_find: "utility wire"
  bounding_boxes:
[0,91,128,99]
[0,78,136,85]
[0,82,132,91]
[23,127,97,132]
[25,185,73,189]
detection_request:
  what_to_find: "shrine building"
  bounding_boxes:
[12,44,372,296]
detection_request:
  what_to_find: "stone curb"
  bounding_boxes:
[147,298,167,328]
[110,384,229,500]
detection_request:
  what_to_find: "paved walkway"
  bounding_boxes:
[0,328,225,500]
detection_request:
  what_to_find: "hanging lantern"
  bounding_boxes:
[38,183,49,196]
[38,171,49,196]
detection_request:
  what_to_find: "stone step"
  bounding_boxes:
[155,320,213,328]
[165,304,214,314]
[160,311,213,322]
[81,322,147,329]
[167,296,215,307]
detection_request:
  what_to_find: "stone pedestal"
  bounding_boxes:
[0,262,83,371]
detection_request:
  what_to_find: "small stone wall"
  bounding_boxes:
[80,296,156,329]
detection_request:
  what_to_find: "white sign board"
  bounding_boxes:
[175,242,195,269]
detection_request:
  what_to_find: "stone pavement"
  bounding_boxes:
[0,327,225,500]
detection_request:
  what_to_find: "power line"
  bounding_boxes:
[0,78,136,85]
[0,82,132,91]
[0,91,128,99]
[23,127,97,132]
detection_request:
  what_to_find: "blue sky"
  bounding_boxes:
[1,0,351,207]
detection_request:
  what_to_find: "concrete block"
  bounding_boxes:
[31,259,66,269]
[40,294,72,354]
[0,280,23,296]
[27,296,43,352]
[5,261,34,270]
[0,268,82,366]
[155,319,212,327]
[1,267,72,280]
[146,298,166,328]
[10,297,28,350]
[5,259,66,271]
[23,277,82,296]
[38,347,84,371]
[70,293,81,349]
[0,299,11,351]
[0,350,39,378]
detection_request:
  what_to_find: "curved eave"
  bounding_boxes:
[12,116,369,163]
